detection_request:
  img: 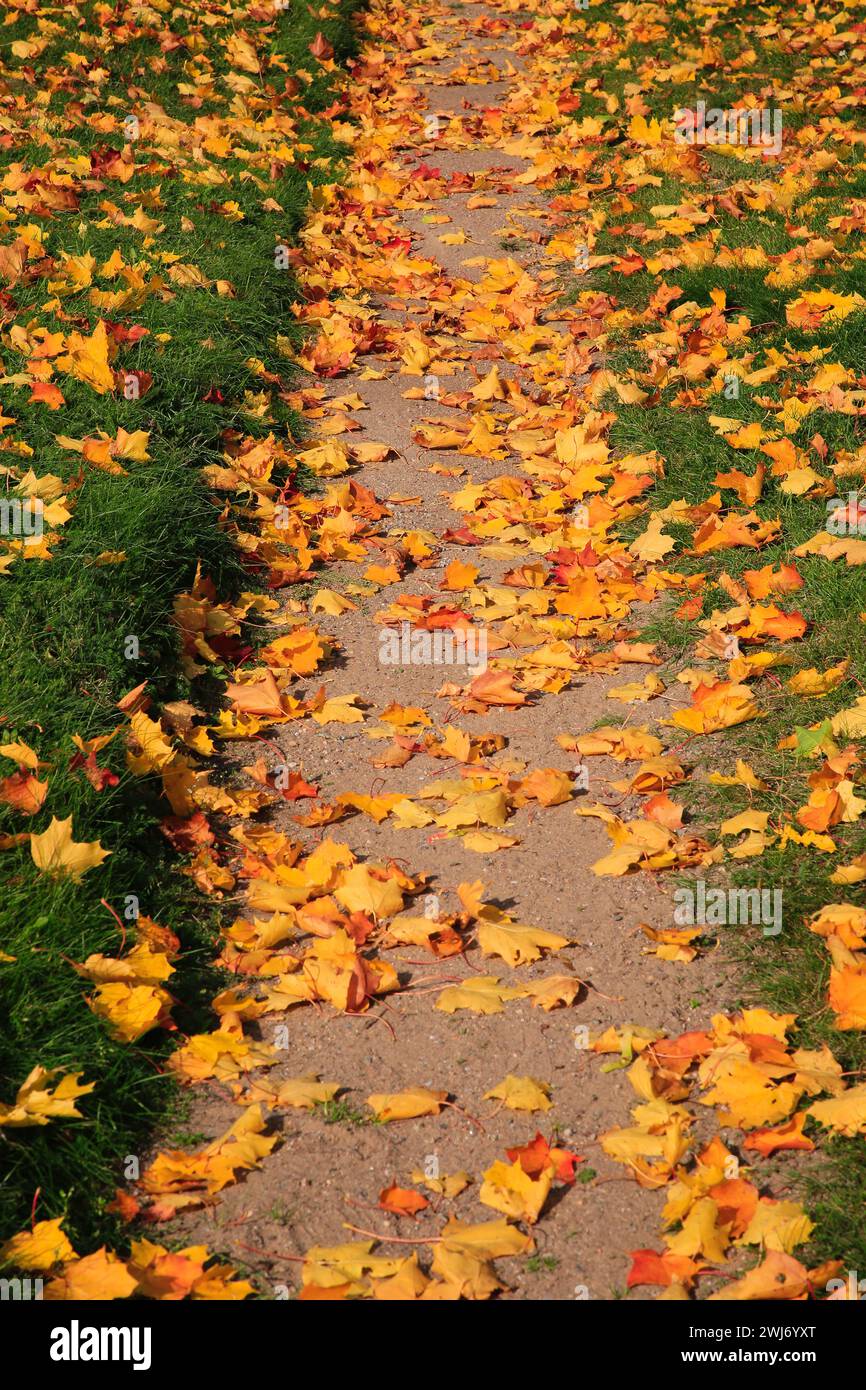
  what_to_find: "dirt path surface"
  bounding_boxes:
[168,0,748,1300]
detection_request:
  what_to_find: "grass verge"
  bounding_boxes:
[0,0,360,1255]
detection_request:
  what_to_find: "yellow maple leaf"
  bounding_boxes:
[30,815,110,880]
[808,1083,866,1136]
[476,911,569,967]
[56,319,114,394]
[310,693,365,725]
[0,1218,76,1270]
[168,1028,278,1083]
[311,588,357,616]
[365,1086,448,1122]
[0,1065,94,1128]
[302,1240,403,1294]
[479,1157,554,1224]
[737,1199,814,1254]
[87,981,173,1043]
[43,1248,139,1301]
[523,974,582,1010]
[270,1075,341,1110]
[334,864,404,918]
[436,788,510,831]
[484,1074,553,1112]
[436,976,526,1014]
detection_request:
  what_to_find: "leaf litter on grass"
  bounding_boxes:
[5,0,866,1302]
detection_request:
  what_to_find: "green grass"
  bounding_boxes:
[0,0,362,1259]
[316,1097,370,1127]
